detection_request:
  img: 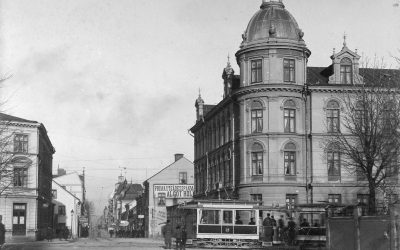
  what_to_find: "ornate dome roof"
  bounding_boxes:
[243,0,303,44]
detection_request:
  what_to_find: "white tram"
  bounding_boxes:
[167,200,333,249]
[168,199,262,249]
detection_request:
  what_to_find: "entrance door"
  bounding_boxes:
[13,203,26,236]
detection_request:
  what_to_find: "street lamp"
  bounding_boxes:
[71,209,74,239]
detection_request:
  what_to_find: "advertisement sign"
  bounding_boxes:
[153,184,194,198]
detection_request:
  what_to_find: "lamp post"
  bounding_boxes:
[71,209,74,239]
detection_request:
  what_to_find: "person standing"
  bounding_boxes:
[0,215,5,248]
[262,213,273,241]
[162,220,172,249]
[177,225,187,250]
[287,217,297,246]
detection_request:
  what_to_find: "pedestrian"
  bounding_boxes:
[178,226,187,250]
[175,225,181,250]
[0,215,6,248]
[262,213,273,242]
[287,217,297,246]
[63,227,69,240]
[278,215,284,241]
[46,226,53,242]
[161,220,172,249]
[108,227,114,238]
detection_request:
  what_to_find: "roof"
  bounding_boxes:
[307,66,400,86]
[203,105,216,117]
[144,156,193,183]
[0,112,38,124]
[123,184,143,200]
[244,1,301,43]
[53,180,81,201]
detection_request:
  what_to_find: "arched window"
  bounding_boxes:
[327,100,340,132]
[340,58,352,84]
[251,143,263,176]
[327,144,341,181]
[284,100,296,133]
[251,101,263,133]
[284,142,296,176]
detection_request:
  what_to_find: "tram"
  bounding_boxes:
[167,199,262,248]
[167,199,336,249]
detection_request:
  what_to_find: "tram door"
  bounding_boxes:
[13,203,26,235]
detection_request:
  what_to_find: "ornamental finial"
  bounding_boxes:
[343,32,347,48]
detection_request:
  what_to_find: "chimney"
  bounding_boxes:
[174,153,184,162]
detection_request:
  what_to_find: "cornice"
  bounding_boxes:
[233,84,304,98]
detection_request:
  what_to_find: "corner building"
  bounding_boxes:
[190,0,399,210]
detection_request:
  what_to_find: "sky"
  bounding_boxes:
[0,0,399,215]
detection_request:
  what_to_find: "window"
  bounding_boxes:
[284,143,296,176]
[328,194,341,204]
[327,100,340,132]
[251,143,263,176]
[14,167,28,187]
[283,100,296,133]
[52,190,57,199]
[200,210,220,224]
[286,194,297,210]
[340,58,352,84]
[223,210,233,224]
[250,194,262,202]
[58,205,66,215]
[179,172,187,184]
[158,193,166,206]
[327,144,340,181]
[14,134,28,153]
[357,194,369,215]
[251,101,263,133]
[251,59,262,83]
[283,59,295,82]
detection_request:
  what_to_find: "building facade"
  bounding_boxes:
[53,169,87,237]
[141,154,194,238]
[52,180,81,238]
[0,113,55,240]
[106,177,143,232]
[190,0,399,212]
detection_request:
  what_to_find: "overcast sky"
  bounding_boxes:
[0,0,399,214]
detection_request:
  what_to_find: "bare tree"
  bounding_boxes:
[0,75,32,195]
[326,66,400,215]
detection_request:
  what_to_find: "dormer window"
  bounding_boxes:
[340,58,352,84]
[251,59,262,83]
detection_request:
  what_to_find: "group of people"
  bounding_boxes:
[262,213,297,246]
[161,220,187,250]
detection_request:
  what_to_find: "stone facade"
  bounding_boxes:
[0,113,55,241]
[190,0,399,212]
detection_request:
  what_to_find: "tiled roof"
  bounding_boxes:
[307,66,400,86]
[0,112,38,124]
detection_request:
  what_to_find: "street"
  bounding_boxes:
[2,237,204,250]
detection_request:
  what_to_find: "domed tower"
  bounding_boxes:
[234,0,311,206]
[236,0,310,86]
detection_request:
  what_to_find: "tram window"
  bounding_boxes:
[235,210,253,225]
[200,210,220,224]
[299,213,325,227]
[223,210,233,224]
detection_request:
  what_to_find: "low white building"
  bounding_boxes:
[142,154,194,238]
[52,180,81,238]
